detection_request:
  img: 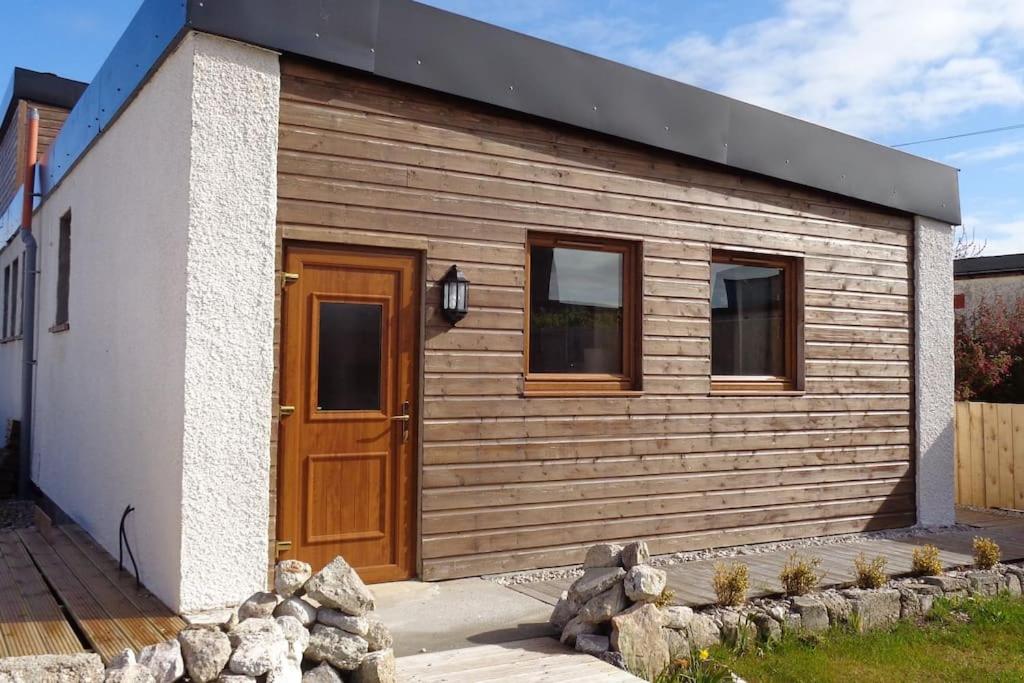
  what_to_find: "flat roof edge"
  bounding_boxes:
[188,0,960,224]
[35,0,187,198]
[0,68,87,139]
[36,0,961,224]
[955,253,1024,277]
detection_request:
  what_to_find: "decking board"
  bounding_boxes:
[0,532,83,658]
[17,528,141,663]
[39,528,169,648]
[58,524,185,640]
[1,524,184,665]
[396,637,643,682]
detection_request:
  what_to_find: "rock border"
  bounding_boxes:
[550,540,1024,678]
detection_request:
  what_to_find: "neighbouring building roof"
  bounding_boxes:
[37,0,961,224]
[0,68,88,139]
[955,253,1024,278]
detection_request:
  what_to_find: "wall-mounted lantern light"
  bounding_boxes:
[440,265,470,324]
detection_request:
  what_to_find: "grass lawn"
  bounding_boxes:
[714,594,1024,682]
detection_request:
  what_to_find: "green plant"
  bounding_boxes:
[779,552,823,596]
[973,536,1001,569]
[911,544,943,576]
[719,593,1024,680]
[654,587,677,609]
[853,553,889,589]
[654,649,735,683]
[712,561,749,607]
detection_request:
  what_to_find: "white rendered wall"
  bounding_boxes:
[32,36,193,608]
[955,274,1024,316]
[31,33,279,612]
[0,239,24,434]
[914,216,956,527]
[178,34,279,612]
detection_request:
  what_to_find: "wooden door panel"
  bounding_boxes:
[279,244,419,582]
[305,452,388,543]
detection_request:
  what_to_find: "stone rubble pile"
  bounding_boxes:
[103,556,396,683]
[550,540,672,676]
[553,540,1024,675]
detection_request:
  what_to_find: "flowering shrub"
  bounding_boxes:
[973,537,1001,569]
[655,587,678,609]
[911,544,943,576]
[779,552,824,596]
[955,295,1024,401]
[713,562,749,607]
[853,553,888,589]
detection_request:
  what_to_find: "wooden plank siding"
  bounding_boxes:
[0,108,20,213]
[275,58,916,581]
[0,101,70,213]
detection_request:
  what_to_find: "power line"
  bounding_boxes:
[891,122,1024,148]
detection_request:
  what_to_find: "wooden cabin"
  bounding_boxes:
[0,0,959,612]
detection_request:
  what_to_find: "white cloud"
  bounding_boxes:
[626,0,1024,138]
[964,214,1024,255]
[948,138,1024,164]
[557,16,649,52]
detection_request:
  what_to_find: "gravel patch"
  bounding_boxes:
[485,524,975,586]
[0,500,35,530]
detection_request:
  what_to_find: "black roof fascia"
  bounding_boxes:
[35,0,961,224]
[36,0,188,197]
[0,68,87,139]
[187,0,960,224]
[955,253,1024,277]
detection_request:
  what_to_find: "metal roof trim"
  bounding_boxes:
[34,0,961,224]
[0,68,87,141]
[36,0,188,198]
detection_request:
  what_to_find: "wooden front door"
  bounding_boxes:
[278,244,419,583]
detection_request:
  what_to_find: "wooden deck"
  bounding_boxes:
[512,509,1024,607]
[0,520,185,663]
[396,637,643,682]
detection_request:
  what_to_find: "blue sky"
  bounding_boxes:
[3,0,1023,254]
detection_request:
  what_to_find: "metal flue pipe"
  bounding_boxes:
[18,108,39,499]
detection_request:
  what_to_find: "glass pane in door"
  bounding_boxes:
[317,302,383,411]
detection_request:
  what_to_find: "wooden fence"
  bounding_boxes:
[956,401,1024,509]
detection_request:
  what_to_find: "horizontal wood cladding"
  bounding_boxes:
[0,101,70,213]
[277,58,917,581]
[0,109,19,212]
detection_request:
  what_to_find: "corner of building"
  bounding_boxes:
[914,215,956,527]
[177,32,281,612]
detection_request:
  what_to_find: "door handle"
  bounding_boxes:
[392,401,411,442]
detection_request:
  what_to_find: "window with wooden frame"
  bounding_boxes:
[1,263,9,340]
[52,211,71,332]
[525,233,641,395]
[9,257,18,339]
[710,250,803,392]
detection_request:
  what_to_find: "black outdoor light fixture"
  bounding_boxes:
[440,265,470,324]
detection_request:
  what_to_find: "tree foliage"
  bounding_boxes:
[955,295,1024,402]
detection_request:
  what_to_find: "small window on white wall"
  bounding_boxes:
[9,258,18,338]
[52,211,71,332]
[2,264,9,339]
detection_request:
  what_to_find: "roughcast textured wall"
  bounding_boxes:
[32,32,280,612]
[915,216,955,527]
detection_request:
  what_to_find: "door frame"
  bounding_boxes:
[274,240,426,581]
